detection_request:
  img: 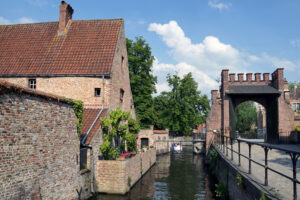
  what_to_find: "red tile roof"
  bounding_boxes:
[0,80,73,104]
[0,19,122,76]
[82,108,107,145]
[153,130,168,134]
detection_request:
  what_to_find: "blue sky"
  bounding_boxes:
[1,0,300,95]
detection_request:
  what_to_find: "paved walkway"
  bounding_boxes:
[217,139,300,200]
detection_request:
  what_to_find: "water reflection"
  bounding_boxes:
[95,146,213,200]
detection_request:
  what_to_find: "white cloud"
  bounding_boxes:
[208,0,231,11]
[148,20,254,77]
[290,39,300,47]
[0,17,36,25]
[0,16,11,25]
[153,58,218,95]
[148,20,299,95]
[18,17,35,24]
[262,53,296,71]
[156,82,170,94]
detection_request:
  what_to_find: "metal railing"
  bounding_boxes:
[214,133,300,200]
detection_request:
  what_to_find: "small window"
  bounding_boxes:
[293,103,300,112]
[120,89,124,108]
[28,78,36,89]
[95,88,101,97]
[121,56,124,72]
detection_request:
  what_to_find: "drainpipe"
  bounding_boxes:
[80,75,106,195]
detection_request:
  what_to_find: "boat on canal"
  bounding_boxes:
[172,143,182,151]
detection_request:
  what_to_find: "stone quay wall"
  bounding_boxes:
[208,146,277,200]
[95,148,156,194]
[0,88,91,199]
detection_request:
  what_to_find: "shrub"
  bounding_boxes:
[100,108,140,160]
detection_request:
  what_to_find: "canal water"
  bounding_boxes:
[93,146,214,200]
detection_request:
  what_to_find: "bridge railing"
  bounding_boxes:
[214,133,300,200]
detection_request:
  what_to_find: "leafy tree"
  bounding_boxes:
[153,93,169,130]
[154,73,210,136]
[100,108,139,160]
[235,101,257,133]
[288,81,300,91]
[126,37,157,129]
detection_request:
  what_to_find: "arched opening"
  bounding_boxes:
[228,93,278,143]
[233,100,267,140]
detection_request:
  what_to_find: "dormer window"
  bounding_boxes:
[94,88,101,97]
[28,78,36,89]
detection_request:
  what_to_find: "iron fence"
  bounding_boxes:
[214,133,300,200]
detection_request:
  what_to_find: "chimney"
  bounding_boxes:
[58,1,73,34]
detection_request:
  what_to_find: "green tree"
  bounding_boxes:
[126,37,157,129]
[153,93,169,130]
[288,81,300,91]
[154,73,210,136]
[100,108,139,160]
[235,101,257,133]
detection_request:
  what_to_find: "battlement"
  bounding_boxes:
[221,68,284,88]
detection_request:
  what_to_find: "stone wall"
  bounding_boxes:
[137,127,155,149]
[95,149,156,194]
[0,89,89,199]
[209,146,276,200]
[109,22,136,118]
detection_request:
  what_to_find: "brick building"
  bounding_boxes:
[0,1,136,195]
[206,68,299,148]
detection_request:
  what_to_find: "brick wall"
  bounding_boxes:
[95,149,156,194]
[109,22,136,118]
[0,91,86,199]
[0,77,110,108]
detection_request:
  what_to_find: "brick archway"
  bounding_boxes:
[206,68,294,147]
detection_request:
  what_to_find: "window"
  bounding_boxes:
[120,89,124,108]
[293,103,300,112]
[94,88,101,97]
[28,78,36,89]
[121,56,124,72]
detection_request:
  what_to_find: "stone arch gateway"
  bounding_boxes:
[206,68,295,148]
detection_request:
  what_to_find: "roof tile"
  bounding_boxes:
[0,19,122,75]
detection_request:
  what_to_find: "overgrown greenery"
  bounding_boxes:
[288,81,300,91]
[126,37,157,129]
[154,73,210,136]
[72,100,84,138]
[100,108,140,160]
[236,101,257,134]
[259,191,266,200]
[208,148,219,174]
[215,181,227,199]
[236,173,243,188]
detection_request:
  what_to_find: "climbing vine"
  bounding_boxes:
[100,108,139,160]
[72,99,84,139]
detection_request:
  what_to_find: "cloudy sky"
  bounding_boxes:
[1,0,300,95]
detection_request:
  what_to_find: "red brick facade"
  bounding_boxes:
[206,68,297,148]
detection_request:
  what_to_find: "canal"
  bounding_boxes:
[93,146,214,200]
